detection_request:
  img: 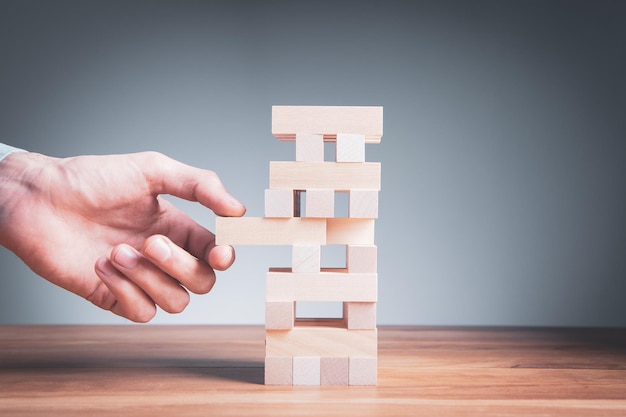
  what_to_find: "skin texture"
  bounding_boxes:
[0,151,246,322]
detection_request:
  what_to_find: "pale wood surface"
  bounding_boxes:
[215,217,326,245]
[1,326,626,416]
[272,106,383,143]
[269,161,381,191]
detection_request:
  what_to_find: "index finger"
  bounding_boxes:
[134,151,246,217]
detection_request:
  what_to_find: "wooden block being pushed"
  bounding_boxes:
[266,326,377,357]
[265,301,294,330]
[266,269,377,302]
[272,106,383,144]
[336,134,365,163]
[305,189,334,218]
[292,245,320,273]
[349,189,379,219]
[270,161,381,191]
[327,218,375,245]
[265,189,294,218]
[349,357,377,386]
[296,133,324,162]
[293,357,321,386]
[265,357,293,385]
[215,217,326,245]
[347,245,377,273]
[344,302,377,330]
[321,357,349,386]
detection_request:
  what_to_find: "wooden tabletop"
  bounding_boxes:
[1,326,625,416]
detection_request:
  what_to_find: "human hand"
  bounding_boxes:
[0,151,245,322]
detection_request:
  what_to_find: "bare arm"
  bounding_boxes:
[0,150,246,322]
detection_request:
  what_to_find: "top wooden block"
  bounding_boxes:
[272,106,383,144]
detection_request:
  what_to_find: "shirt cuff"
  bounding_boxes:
[0,143,26,163]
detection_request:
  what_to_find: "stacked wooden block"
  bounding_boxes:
[216,106,382,385]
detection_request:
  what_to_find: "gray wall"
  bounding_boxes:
[1,0,625,326]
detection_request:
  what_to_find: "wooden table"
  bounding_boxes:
[1,326,625,416]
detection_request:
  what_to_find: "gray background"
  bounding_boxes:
[1,0,625,326]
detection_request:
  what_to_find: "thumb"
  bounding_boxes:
[134,151,246,217]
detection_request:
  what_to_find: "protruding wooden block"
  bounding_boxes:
[305,189,334,218]
[293,357,321,386]
[344,302,377,330]
[265,189,294,218]
[266,326,377,357]
[349,357,377,386]
[265,357,293,385]
[326,218,375,245]
[272,106,383,144]
[269,161,381,191]
[296,133,324,162]
[292,245,320,273]
[336,133,365,163]
[215,217,326,245]
[266,269,378,302]
[349,189,379,219]
[321,357,349,386]
[347,245,377,273]
[265,301,294,330]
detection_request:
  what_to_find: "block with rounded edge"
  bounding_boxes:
[305,189,334,218]
[349,357,377,386]
[265,189,294,218]
[293,357,321,386]
[265,357,293,385]
[347,245,377,273]
[265,301,294,330]
[321,357,349,386]
[296,133,324,162]
[343,302,377,330]
[349,189,379,219]
[336,133,365,162]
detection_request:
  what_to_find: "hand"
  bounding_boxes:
[0,151,246,322]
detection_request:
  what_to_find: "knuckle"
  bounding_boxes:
[163,292,190,314]
[130,305,157,323]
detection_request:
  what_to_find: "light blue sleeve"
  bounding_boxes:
[0,143,26,163]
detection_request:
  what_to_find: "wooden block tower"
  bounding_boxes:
[216,105,382,385]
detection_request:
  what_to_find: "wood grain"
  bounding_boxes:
[1,326,626,416]
[272,106,383,144]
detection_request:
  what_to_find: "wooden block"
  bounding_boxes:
[272,106,383,144]
[336,134,365,163]
[296,133,324,162]
[344,302,377,330]
[349,357,377,386]
[269,162,381,191]
[347,245,377,273]
[265,189,294,218]
[265,357,293,385]
[349,189,379,219]
[321,357,349,386]
[266,269,377,302]
[265,301,294,330]
[215,217,326,245]
[266,326,377,357]
[305,189,334,218]
[292,245,320,273]
[326,218,375,245]
[292,357,321,386]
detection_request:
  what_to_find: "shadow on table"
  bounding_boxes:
[0,356,265,385]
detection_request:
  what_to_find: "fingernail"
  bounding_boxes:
[144,237,172,262]
[114,246,140,269]
[95,257,117,277]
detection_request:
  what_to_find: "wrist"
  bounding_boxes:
[0,143,26,163]
[0,151,49,249]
